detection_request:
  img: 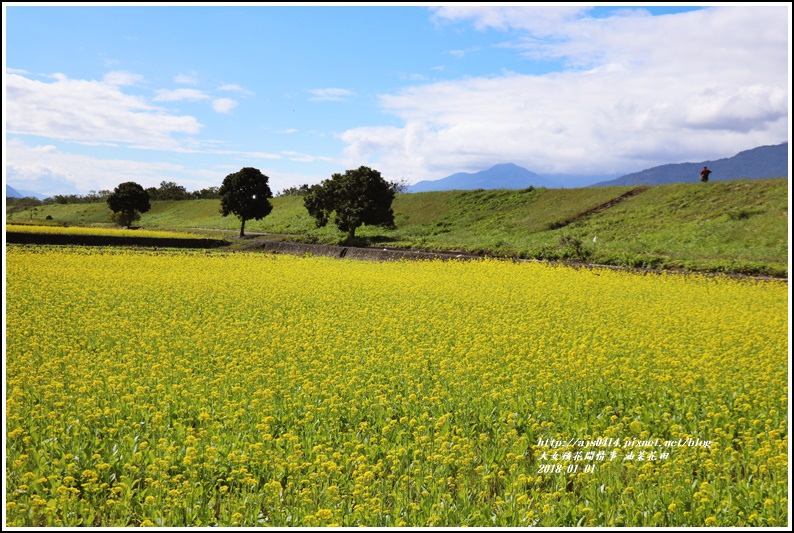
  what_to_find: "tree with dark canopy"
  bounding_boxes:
[107,181,151,227]
[304,166,396,242]
[218,167,273,237]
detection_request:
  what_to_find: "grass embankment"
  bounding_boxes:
[6,179,789,276]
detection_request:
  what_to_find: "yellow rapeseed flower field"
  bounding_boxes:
[5,246,788,527]
[6,224,200,239]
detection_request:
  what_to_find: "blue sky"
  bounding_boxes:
[4,3,790,196]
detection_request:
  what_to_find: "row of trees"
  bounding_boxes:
[146,181,221,201]
[33,183,222,205]
[7,190,114,207]
[7,183,222,210]
[104,166,399,240]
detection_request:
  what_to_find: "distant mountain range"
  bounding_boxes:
[407,142,788,192]
[406,163,616,192]
[408,164,549,192]
[591,142,789,186]
[6,143,789,199]
[6,184,48,199]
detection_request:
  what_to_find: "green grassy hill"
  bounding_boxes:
[6,179,789,276]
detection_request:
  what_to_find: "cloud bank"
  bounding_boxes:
[6,73,202,150]
[4,6,788,195]
[341,6,789,182]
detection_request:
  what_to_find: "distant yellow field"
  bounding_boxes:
[5,246,788,527]
[5,224,199,239]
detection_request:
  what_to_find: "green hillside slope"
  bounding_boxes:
[6,179,789,276]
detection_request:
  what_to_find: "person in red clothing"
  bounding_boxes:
[700,166,712,182]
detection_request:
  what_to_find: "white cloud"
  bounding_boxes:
[212,98,238,113]
[175,72,198,85]
[218,83,253,96]
[148,143,281,160]
[103,71,144,86]
[6,73,202,149]
[224,150,280,160]
[448,47,482,59]
[678,85,788,133]
[281,151,333,163]
[398,72,428,81]
[4,139,221,195]
[431,5,591,33]
[6,70,281,167]
[4,139,289,196]
[341,6,790,183]
[308,88,357,102]
[154,88,211,101]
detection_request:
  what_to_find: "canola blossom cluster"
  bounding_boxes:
[6,224,200,239]
[5,246,788,527]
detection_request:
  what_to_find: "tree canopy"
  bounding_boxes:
[304,166,396,242]
[106,182,151,227]
[218,167,273,237]
[277,183,312,197]
[147,181,190,201]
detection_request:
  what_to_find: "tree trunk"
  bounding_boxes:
[239,218,246,238]
[347,227,356,242]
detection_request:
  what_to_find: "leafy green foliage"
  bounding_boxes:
[106,182,151,227]
[191,186,221,200]
[277,184,312,197]
[147,181,190,201]
[6,197,44,216]
[218,167,273,237]
[45,190,113,205]
[557,234,593,262]
[304,166,397,241]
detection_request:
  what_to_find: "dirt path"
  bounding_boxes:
[548,186,650,229]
